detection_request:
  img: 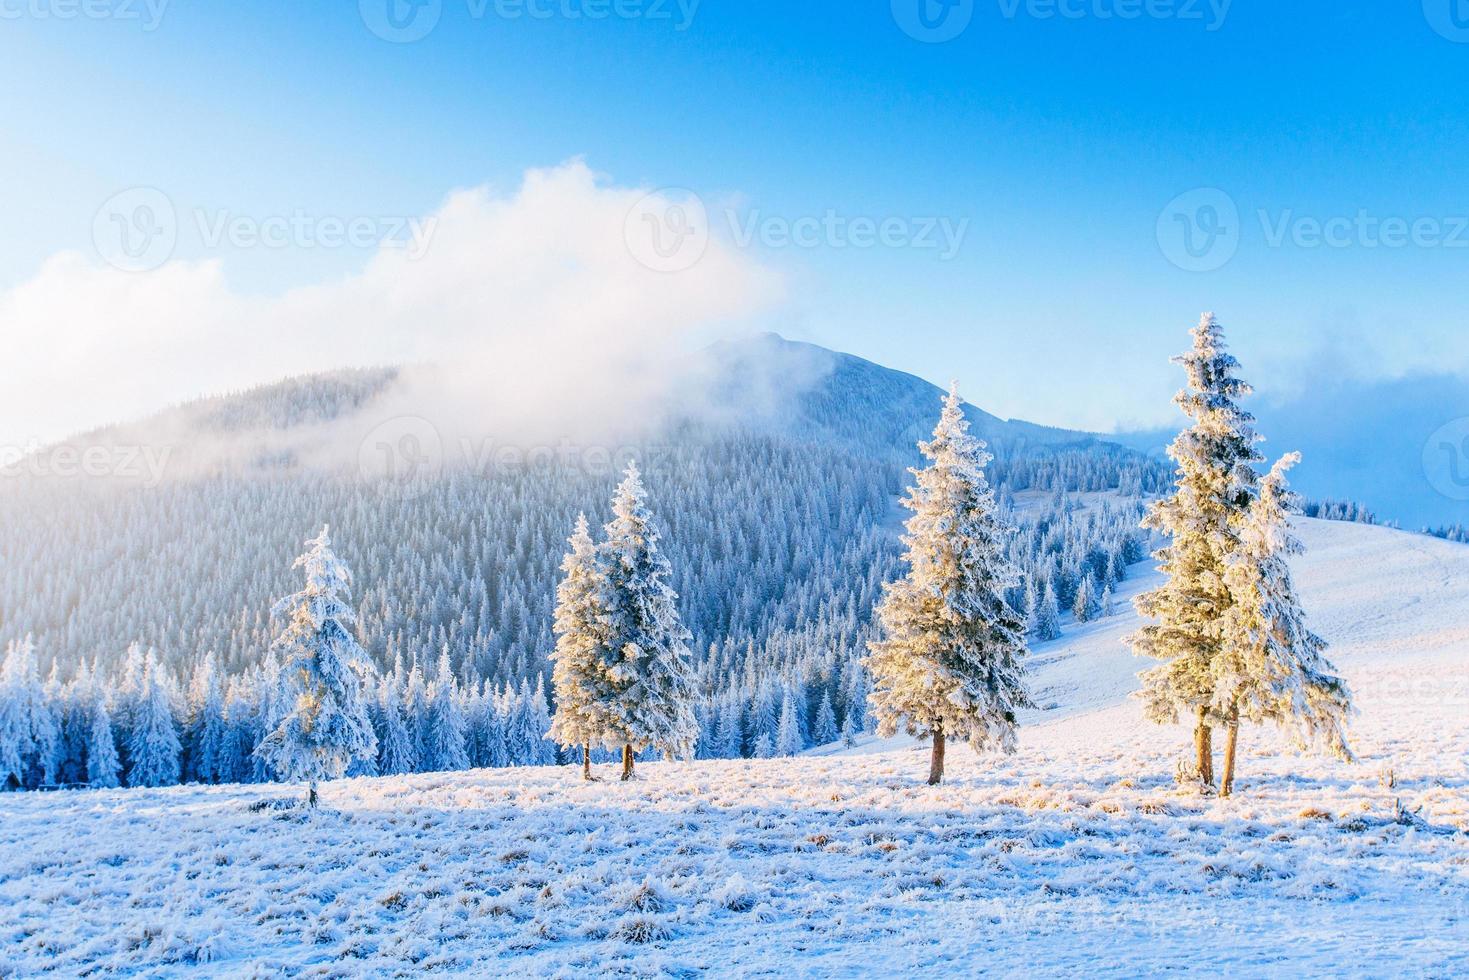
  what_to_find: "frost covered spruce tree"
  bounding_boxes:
[0,636,60,790]
[185,652,230,784]
[127,656,181,788]
[548,514,617,779]
[86,690,121,788]
[1214,453,1353,795]
[255,526,378,807]
[865,383,1032,785]
[1129,313,1262,789]
[597,462,698,780]
[424,650,469,773]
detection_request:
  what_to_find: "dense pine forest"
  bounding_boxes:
[0,337,1169,787]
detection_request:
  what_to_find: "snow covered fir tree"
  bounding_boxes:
[1214,453,1353,795]
[548,514,617,779]
[589,462,698,780]
[1129,314,1352,794]
[0,636,59,791]
[1129,313,1264,788]
[254,527,378,807]
[865,384,1032,785]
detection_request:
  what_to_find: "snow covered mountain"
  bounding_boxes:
[4,517,1464,976]
[0,333,1166,686]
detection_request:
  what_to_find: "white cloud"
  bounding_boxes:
[0,161,783,450]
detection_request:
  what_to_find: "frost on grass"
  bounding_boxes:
[2,521,1467,976]
[3,681,1465,976]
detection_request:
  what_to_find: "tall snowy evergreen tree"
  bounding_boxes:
[377,679,416,775]
[775,691,802,757]
[596,462,698,779]
[254,526,378,807]
[185,653,229,784]
[110,642,146,776]
[812,692,839,746]
[547,514,616,778]
[714,697,743,759]
[525,675,556,766]
[127,657,181,788]
[1214,453,1353,795]
[403,660,430,770]
[0,637,60,789]
[1072,576,1098,623]
[1129,313,1262,790]
[424,650,469,772]
[1036,582,1062,642]
[865,383,1032,785]
[87,690,121,789]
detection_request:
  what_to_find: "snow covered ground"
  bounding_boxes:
[3,519,1467,976]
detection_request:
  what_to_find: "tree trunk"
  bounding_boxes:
[927,726,946,786]
[1220,706,1240,798]
[1194,705,1214,789]
[582,743,592,781]
[620,745,634,782]
[307,781,318,809]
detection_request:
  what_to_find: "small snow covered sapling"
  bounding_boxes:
[547,514,618,780]
[1213,454,1352,796]
[865,383,1032,786]
[254,526,378,808]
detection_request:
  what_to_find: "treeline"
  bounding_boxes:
[0,484,1151,790]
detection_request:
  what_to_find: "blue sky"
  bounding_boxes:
[4,0,1469,435]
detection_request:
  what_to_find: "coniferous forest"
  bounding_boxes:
[0,339,1165,790]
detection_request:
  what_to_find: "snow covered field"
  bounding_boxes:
[3,519,1467,976]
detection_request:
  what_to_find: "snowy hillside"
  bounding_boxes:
[4,518,1465,976]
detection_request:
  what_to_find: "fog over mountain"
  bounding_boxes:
[0,334,1165,697]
